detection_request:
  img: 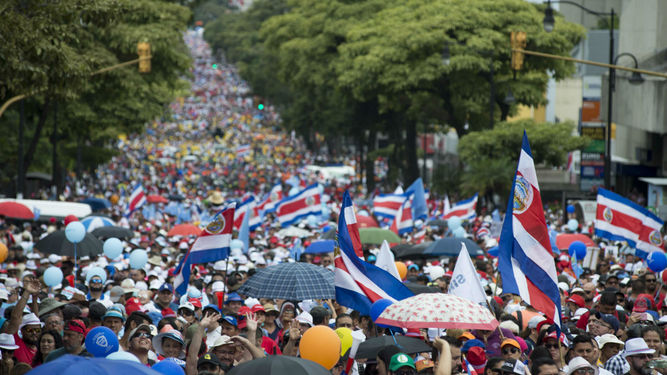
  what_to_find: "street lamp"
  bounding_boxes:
[543,0,617,189]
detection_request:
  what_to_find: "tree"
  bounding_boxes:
[458,119,589,198]
[0,0,191,195]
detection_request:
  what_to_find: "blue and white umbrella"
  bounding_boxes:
[81,216,115,232]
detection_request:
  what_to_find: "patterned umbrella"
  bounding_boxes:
[375,293,499,330]
[81,216,115,232]
[237,262,334,300]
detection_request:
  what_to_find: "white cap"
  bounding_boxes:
[135,281,148,291]
[572,307,589,321]
[558,282,570,292]
[527,315,547,329]
[213,260,227,271]
[178,302,195,312]
[295,311,313,327]
[428,266,445,280]
[211,281,225,293]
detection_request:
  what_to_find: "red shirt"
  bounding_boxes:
[13,333,36,365]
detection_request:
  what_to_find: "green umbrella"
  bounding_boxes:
[358,228,401,245]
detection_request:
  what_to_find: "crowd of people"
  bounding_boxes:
[0,28,665,375]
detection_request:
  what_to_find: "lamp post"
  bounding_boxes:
[543,0,616,188]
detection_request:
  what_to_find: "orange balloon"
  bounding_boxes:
[0,243,7,263]
[299,325,341,370]
[395,261,407,280]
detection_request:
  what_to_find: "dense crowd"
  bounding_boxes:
[0,29,666,375]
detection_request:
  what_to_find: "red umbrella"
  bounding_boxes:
[146,195,168,204]
[357,215,379,228]
[556,233,596,250]
[167,224,202,237]
[0,201,34,220]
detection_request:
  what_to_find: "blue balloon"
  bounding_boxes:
[86,266,107,285]
[152,359,185,375]
[85,326,119,357]
[103,238,123,259]
[648,251,667,272]
[567,205,575,214]
[370,298,393,322]
[453,227,466,238]
[65,221,86,243]
[230,239,243,250]
[43,266,63,287]
[447,217,462,230]
[129,249,148,269]
[488,247,499,257]
[568,241,587,260]
[567,219,579,232]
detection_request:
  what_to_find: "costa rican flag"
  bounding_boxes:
[233,197,261,231]
[443,194,478,220]
[275,184,322,227]
[498,132,562,330]
[595,188,664,256]
[174,204,235,295]
[236,144,251,158]
[259,184,283,213]
[334,191,413,315]
[390,194,413,236]
[372,194,406,219]
[125,184,146,217]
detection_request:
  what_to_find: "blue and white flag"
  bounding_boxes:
[125,184,146,217]
[405,178,428,220]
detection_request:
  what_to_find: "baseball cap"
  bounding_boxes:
[221,316,237,327]
[178,302,195,312]
[197,353,222,369]
[103,309,126,322]
[501,339,521,350]
[158,283,174,294]
[458,332,475,341]
[566,294,586,308]
[389,353,416,372]
[527,315,547,329]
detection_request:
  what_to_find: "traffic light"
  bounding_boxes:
[257,103,264,110]
[212,63,217,69]
[137,42,151,73]
[510,31,527,71]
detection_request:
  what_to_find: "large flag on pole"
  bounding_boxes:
[443,194,478,220]
[125,184,146,217]
[405,178,428,220]
[448,243,487,306]
[334,191,413,315]
[498,132,562,329]
[595,187,664,257]
[174,204,235,295]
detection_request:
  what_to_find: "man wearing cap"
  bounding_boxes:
[224,292,243,316]
[153,284,179,312]
[44,319,90,362]
[220,316,239,337]
[571,334,615,375]
[501,339,522,361]
[597,334,624,367]
[103,306,126,338]
[127,324,155,365]
[622,338,655,375]
[388,353,417,375]
[178,302,197,324]
[197,353,227,375]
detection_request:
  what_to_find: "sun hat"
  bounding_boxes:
[0,333,19,350]
[389,353,416,372]
[566,357,598,375]
[623,338,655,358]
[209,335,233,348]
[295,311,313,327]
[596,334,624,349]
[38,298,66,317]
[19,313,44,330]
[152,329,185,358]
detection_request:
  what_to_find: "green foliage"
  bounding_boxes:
[0,0,191,193]
[458,119,589,196]
[203,0,586,190]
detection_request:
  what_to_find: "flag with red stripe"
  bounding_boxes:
[498,132,562,330]
[125,184,146,217]
[334,191,413,315]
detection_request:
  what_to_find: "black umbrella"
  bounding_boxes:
[405,283,441,294]
[91,226,134,240]
[424,238,483,257]
[320,229,336,240]
[356,335,432,359]
[391,242,433,259]
[227,355,330,375]
[35,230,104,258]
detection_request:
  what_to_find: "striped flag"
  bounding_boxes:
[595,188,664,257]
[259,183,283,213]
[498,132,562,329]
[125,184,146,217]
[390,194,413,236]
[236,144,251,158]
[443,194,478,220]
[233,197,261,231]
[372,194,405,219]
[174,204,235,295]
[275,184,322,227]
[334,191,413,315]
